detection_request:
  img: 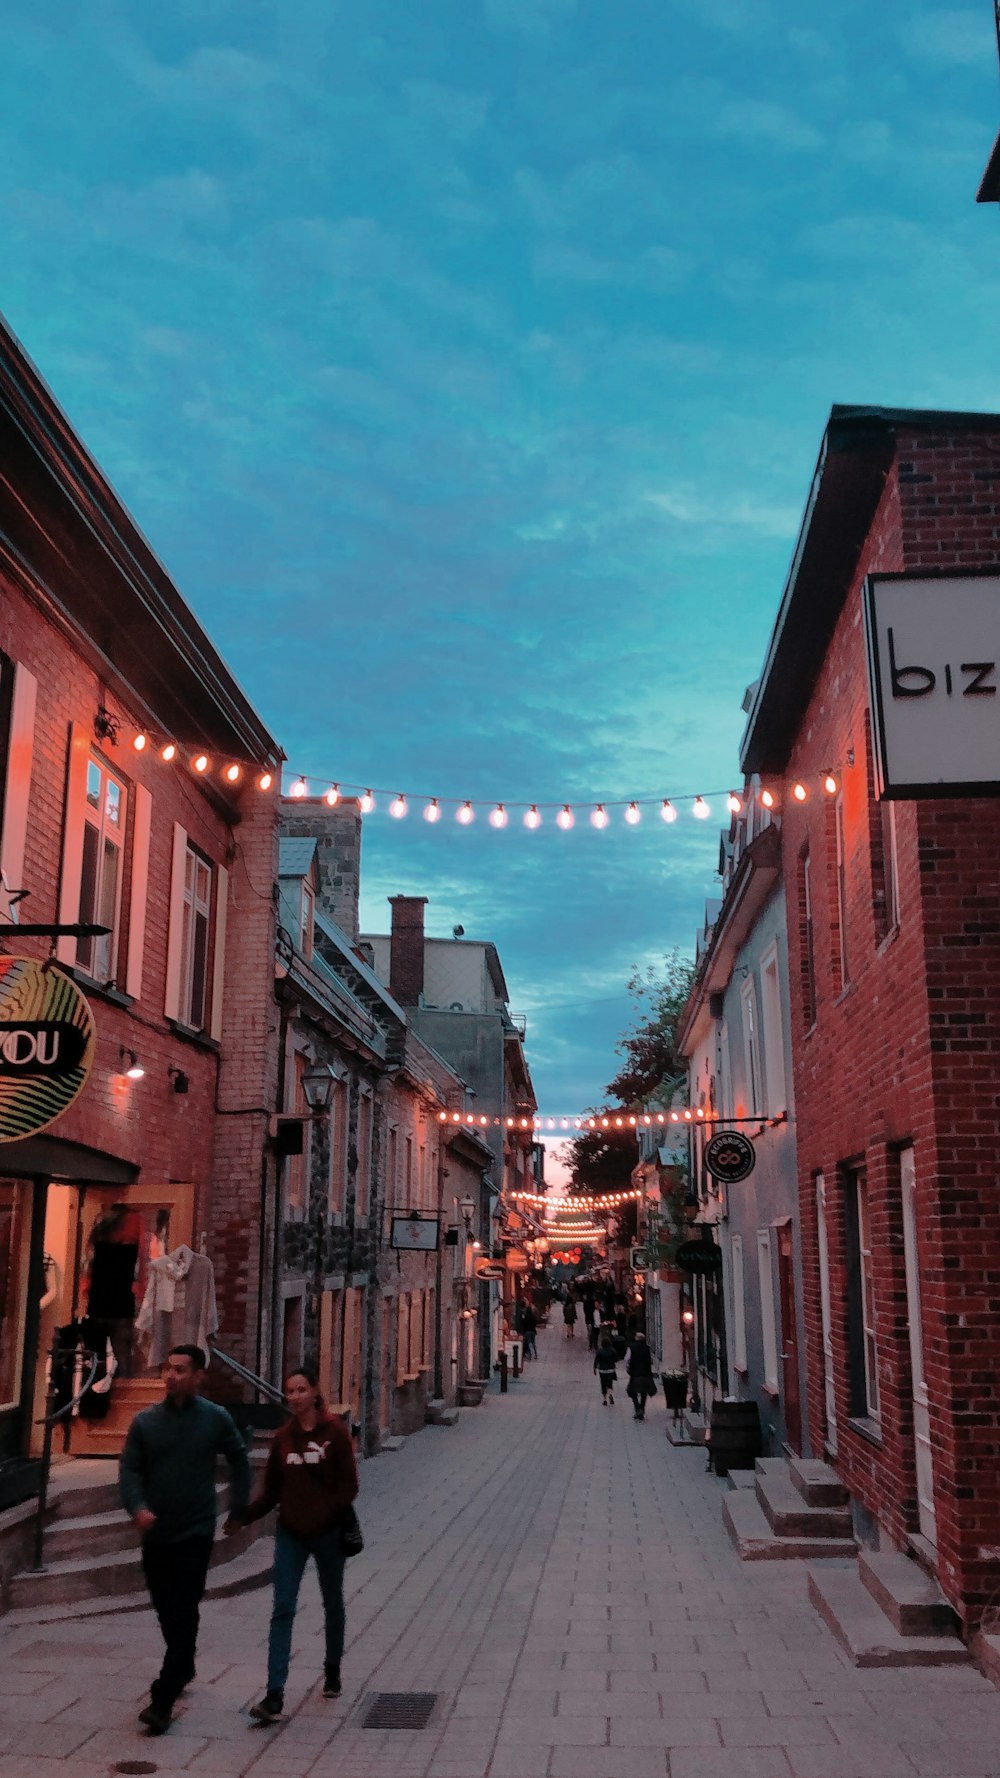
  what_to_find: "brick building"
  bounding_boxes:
[740,404,1000,1631]
[0,315,281,1541]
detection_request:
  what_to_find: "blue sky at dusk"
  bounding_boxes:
[3,2,999,1116]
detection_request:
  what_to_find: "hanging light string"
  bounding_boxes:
[514,1187,643,1209]
[439,1107,719,1131]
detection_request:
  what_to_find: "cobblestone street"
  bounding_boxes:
[4,1332,1000,1778]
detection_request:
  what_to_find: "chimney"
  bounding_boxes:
[279,798,362,942]
[389,896,427,1007]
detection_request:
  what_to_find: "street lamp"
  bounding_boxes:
[458,1194,476,1230]
[301,1064,338,1116]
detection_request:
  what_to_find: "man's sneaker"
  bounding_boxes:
[249,1691,284,1725]
[323,1666,342,1698]
[138,1701,173,1735]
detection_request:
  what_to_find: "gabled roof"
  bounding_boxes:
[278,837,318,880]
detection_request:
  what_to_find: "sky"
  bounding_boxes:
[2,1,999,1120]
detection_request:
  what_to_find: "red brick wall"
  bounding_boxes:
[780,426,1000,1628]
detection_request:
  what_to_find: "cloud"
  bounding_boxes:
[904,8,990,65]
[644,487,800,541]
[713,99,823,152]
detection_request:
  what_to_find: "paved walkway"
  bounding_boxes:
[4,1331,1000,1778]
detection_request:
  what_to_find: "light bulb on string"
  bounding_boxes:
[224,764,241,784]
[524,805,541,830]
[133,733,147,753]
[556,805,574,830]
[625,802,641,826]
[693,796,709,819]
[792,782,808,802]
[660,800,677,824]
[389,794,408,819]
[290,776,308,799]
[823,772,838,795]
[325,784,339,806]
[489,804,508,829]
[727,793,742,814]
[360,790,375,814]
[193,754,210,775]
[591,804,608,829]
[161,742,177,762]
[424,798,441,823]
[258,771,273,792]
[761,787,776,810]
[457,801,475,825]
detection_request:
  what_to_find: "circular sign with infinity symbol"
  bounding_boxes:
[0,955,96,1142]
[704,1130,756,1184]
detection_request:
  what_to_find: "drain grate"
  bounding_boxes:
[361,1691,439,1730]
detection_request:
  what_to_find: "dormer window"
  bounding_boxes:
[300,882,314,958]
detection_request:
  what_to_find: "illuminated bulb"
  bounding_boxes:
[225,764,240,783]
[389,794,408,819]
[290,776,308,799]
[682,1309,695,1326]
[693,796,709,819]
[625,801,641,826]
[524,805,541,830]
[556,804,574,830]
[489,804,508,829]
[325,784,340,806]
[161,742,177,762]
[727,792,742,814]
[792,782,808,802]
[193,754,210,774]
[591,804,609,829]
[761,787,776,810]
[823,772,839,796]
[258,771,273,792]
[133,733,148,753]
[424,798,441,823]
[457,801,475,825]
[660,800,677,824]
[360,790,375,814]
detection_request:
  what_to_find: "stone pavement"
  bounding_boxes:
[4,1332,1000,1778]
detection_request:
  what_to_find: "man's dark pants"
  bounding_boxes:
[142,1535,214,1707]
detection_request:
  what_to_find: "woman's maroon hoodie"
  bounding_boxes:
[243,1413,358,1538]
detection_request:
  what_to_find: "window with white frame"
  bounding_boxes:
[77,756,127,980]
[757,1229,779,1391]
[179,844,213,1028]
[740,976,763,1115]
[759,941,786,1117]
[730,1234,747,1372]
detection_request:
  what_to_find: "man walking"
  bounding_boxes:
[120,1344,250,1734]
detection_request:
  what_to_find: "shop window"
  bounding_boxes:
[0,1181,30,1412]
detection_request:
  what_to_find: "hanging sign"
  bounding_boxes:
[0,955,96,1142]
[675,1239,723,1276]
[705,1130,756,1183]
[475,1259,506,1280]
[390,1216,439,1251]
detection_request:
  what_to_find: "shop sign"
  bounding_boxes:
[675,1238,723,1276]
[705,1130,756,1183]
[475,1259,506,1280]
[630,1246,648,1272]
[390,1215,439,1251]
[864,571,1000,797]
[0,955,96,1143]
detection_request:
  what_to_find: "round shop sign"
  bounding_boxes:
[0,955,96,1142]
[704,1130,756,1183]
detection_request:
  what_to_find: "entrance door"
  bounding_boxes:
[815,1174,837,1454]
[777,1222,802,1454]
[901,1147,937,1546]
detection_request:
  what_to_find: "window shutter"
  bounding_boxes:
[125,784,152,1000]
[164,823,188,1020]
[0,662,37,922]
[209,862,228,1041]
[56,722,92,964]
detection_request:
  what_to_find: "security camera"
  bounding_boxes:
[453,924,465,938]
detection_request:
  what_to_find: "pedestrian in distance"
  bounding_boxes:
[562,1296,578,1340]
[588,1303,601,1351]
[244,1367,359,1725]
[521,1303,537,1360]
[594,1330,617,1404]
[625,1331,656,1420]
[119,1344,250,1736]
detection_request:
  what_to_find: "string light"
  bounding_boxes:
[625,802,641,825]
[661,800,677,824]
[258,771,273,792]
[792,782,808,802]
[457,801,475,825]
[727,793,742,814]
[693,796,709,819]
[161,742,177,762]
[823,771,839,795]
[325,785,339,806]
[556,805,574,830]
[437,1109,718,1131]
[524,805,541,830]
[225,763,241,784]
[761,787,776,809]
[489,804,508,829]
[424,798,441,823]
[133,733,147,752]
[591,804,609,829]
[389,794,408,819]
[290,776,308,799]
[193,754,210,774]
[360,790,375,814]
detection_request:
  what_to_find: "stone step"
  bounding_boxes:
[755,1460,853,1539]
[723,1488,857,1562]
[378,1436,406,1452]
[726,1468,758,1490]
[859,1548,960,1637]
[789,1455,849,1509]
[2,1535,275,1627]
[808,1565,970,1667]
[9,1515,263,1611]
[44,1481,234,1562]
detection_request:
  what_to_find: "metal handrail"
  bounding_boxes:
[36,1351,99,1427]
[211,1343,286,1408]
[33,1346,99,1572]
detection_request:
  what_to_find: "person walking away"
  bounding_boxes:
[521,1303,537,1360]
[594,1330,618,1404]
[626,1331,656,1420]
[562,1295,578,1340]
[588,1303,601,1352]
[582,1291,595,1345]
[244,1368,359,1724]
[119,1345,250,1735]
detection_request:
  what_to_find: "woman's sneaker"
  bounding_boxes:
[323,1666,342,1698]
[250,1691,284,1724]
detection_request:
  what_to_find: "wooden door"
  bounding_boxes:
[777,1222,802,1455]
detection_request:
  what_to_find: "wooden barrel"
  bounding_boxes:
[707,1400,762,1476]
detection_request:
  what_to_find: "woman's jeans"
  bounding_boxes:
[267,1522,346,1692]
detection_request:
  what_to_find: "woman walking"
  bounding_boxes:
[626,1332,656,1420]
[594,1329,617,1404]
[562,1295,578,1340]
[244,1369,358,1724]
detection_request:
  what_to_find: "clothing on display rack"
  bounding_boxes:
[136,1245,219,1368]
